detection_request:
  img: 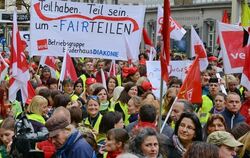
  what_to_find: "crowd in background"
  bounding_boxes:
[0,48,249,158]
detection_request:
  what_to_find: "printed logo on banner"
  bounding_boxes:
[37,39,48,51]
[221,31,247,68]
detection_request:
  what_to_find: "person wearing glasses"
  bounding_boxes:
[84,95,103,134]
[166,112,203,158]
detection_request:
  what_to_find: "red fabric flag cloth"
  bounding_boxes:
[9,8,35,103]
[177,57,202,103]
[240,45,250,90]
[161,0,171,82]
[217,10,230,44]
[59,51,78,82]
[222,10,230,24]
[40,56,57,78]
[143,28,153,46]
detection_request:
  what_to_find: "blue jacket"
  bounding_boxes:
[56,130,96,158]
[221,108,245,129]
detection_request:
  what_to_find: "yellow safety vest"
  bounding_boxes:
[55,70,60,80]
[84,114,103,133]
[116,74,122,86]
[80,74,87,92]
[27,113,46,125]
[198,95,213,125]
[115,101,130,126]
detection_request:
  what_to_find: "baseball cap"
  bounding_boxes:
[45,107,71,137]
[207,131,243,148]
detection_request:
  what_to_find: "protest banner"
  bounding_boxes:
[146,60,192,99]
[30,0,145,60]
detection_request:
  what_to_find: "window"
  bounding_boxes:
[207,21,215,51]
[0,0,5,9]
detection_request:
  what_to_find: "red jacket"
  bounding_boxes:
[37,140,56,158]
[240,100,250,125]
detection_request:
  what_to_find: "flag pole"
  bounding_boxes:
[160,97,177,133]
[58,47,67,90]
[158,77,164,129]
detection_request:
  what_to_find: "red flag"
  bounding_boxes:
[143,28,153,46]
[59,51,78,82]
[161,0,171,82]
[218,22,248,74]
[222,10,230,24]
[191,26,208,71]
[217,10,230,44]
[177,57,202,103]
[40,56,57,78]
[9,8,35,103]
[241,47,250,90]
[143,28,157,61]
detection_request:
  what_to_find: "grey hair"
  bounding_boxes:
[176,99,194,113]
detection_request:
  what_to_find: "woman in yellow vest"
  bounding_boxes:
[114,82,138,126]
[71,79,84,102]
[93,87,114,115]
[26,95,48,129]
[84,95,103,134]
[96,111,124,158]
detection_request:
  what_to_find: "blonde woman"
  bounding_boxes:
[238,132,250,158]
[27,95,48,130]
[162,87,178,117]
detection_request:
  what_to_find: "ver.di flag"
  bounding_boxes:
[156,6,186,41]
[9,8,35,103]
[177,57,202,103]
[218,21,248,74]
[191,26,208,72]
[59,49,78,83]
[39,56,57,78]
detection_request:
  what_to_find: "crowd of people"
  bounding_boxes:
[0,50,249,158]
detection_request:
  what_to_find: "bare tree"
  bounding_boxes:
[9,0,31,18]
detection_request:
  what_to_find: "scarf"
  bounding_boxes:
[133,121,156,131]
[106,151,122,158]
[172,135,186,155]
[100,101,109,111]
